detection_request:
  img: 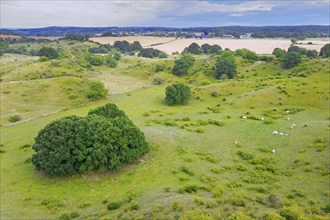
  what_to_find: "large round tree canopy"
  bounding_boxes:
[32,104,149,176]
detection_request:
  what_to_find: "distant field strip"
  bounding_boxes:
[92,36,329,54]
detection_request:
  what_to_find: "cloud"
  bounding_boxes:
[178,1,275,16]
[0,0,329,28]
[0,0,176,28]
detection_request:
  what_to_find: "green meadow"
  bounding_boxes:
[0,40,329,219]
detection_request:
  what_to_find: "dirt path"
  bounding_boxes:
[247,61,265,71]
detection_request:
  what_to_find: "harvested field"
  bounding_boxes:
[29,36,61,40]
[90,36,176,47]
[0,34,21,39]
[151,38,292,54]
[297,39,329,51]
[92,36,329,54]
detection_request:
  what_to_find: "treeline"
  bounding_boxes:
[183,43,273,62]
[1,25,328,38]
[0,37,51,44]
[273,43,330,68]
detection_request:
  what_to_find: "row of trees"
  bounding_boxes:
[32,104,149,176]
[113,40,142,54]
[183,43,222,55]
[138,48,167,58]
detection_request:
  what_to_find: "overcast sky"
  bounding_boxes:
[1,0,329,28]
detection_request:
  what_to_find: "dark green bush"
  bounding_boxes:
[38,47,59,59]
[165,83,191,105]
[31,104,149,176]
[9,115,21,123]
[70,212,80,218]
[107,202,121,210]
[182,184,199,193]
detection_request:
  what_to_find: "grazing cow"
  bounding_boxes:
[272,131,278,135]
[242,116,247,119]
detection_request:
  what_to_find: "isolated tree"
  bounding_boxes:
[272,48,286,59]
[215,51,237,79]
[38,47,59,59]
[165,83,191,105]
[319,44,330,58]
[283,51,301,68]
[32,104,149,176]
[172,53,195,76]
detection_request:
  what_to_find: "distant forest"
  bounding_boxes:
[0,25,329,39]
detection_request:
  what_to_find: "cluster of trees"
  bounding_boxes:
[165,83,191,105]
[183,43,222,54]
[0,37,51,44]
[31,103,149,176]
[172,54,195,76]
[113,40,142,54]
[83,50,121,68]
[273,44,330,68]
[88,44,113,54]
[138,48,167,58]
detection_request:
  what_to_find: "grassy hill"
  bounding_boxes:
[0,41,329,219]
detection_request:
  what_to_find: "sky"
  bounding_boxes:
[1,0,329,28]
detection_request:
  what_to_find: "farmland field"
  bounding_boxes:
[91,36,329,54]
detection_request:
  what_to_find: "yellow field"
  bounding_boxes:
[91,36,328,54]
[90,36,176,47]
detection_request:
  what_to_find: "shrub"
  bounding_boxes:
[9,115,21,123]
[154,64,165,72]
[87,80,108,100]
[70,212,80,218]
[31,104,149,176]
[59,213,70,220]
[105,55,117,68]
[211,91,219,97]
[129,201,140,211]
[38,47,59,59]
[107,202,121,210]
[152,77,164,85]
[39,56,48,62]
[165,83,191,105]
[280,205,303,220]
[181,184,199,193]
[181,166,195,176]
